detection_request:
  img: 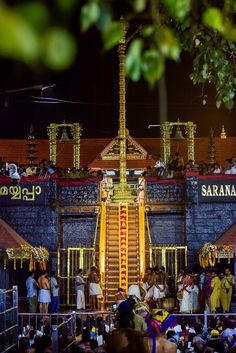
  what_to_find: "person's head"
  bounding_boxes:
[225,267,231,275]
[82,329,91,343]
[153,266,159,273]
[51,271,56,278]
[78,268,83,275]
[118,287,124,292]
[211,270,217,277]
[219,272,224,279]
[160,266,165,272]
[193,341,205,352]
[41,271,48,278]
[107,329,149,353]
[35,335,52,353]
[29,271,35,278]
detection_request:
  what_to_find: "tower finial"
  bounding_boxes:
[220,125,227,139]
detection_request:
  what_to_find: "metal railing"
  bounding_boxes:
[15,310,236,353]
[0,286,18,353]
[18,310,114,353]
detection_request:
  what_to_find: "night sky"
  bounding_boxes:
[0,25,236,140]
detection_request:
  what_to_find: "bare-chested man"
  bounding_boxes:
[143,268,155,302]
[38,271,51,313]
[88,266,102,310]
[147,334,177,353]
[153,266,168,308]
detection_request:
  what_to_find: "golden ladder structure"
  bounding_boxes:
[99,202,146,305]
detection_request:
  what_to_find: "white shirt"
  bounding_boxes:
[231,165,236,174]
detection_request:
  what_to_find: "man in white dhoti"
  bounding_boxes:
[89,267,102,310]
[38,271,51,314]
[76,269,86,310]
[153,267,168,308]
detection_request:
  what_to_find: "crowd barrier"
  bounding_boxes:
[0,286,18,353]
[18,311,113,353]
[5,309,236,353]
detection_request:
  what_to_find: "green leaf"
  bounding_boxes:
[158,27,180,60]
[224,99,234,110]
[126,38,143,81]
[0,5,40,63]
[102,21,122,50]
[202,7,223,32]
[162,0,191,21]
[141,25,154,37]
[42,28,77,70]
[141,50,165,86]
[96,4,112,32]
[133,0,146,12]
[80,1,100,32]
[16,2,49,33]
[216,98,222,109]
[55,0,77,14]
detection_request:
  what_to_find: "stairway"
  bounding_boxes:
[103,203,141,306]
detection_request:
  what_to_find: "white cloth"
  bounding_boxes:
[180,286,192,313]
[89,283,102,296]
[230,165,236,174]
[128,285,141,301]
[38,289,51,303]
[143,283,154,300]
[153,284,166,299]
[77,289,85,309]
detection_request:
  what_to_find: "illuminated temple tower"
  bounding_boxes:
[99,18,147,305]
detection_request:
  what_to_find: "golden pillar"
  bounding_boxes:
[161,122,173,164]
[114,17,133,200]
[185,122,196,162]
[47,123,58,165]
[71,123,82,169]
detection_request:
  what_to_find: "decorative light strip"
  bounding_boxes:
[139,203,146,281]
[119,202,128,292]
[99,202,106,290]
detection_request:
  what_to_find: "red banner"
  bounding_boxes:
[119,202,128,291]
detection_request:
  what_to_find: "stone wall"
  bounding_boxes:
[62,216,97,247]
[148,213,185,245]
[146,175,236,268]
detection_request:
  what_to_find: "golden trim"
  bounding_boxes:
[99,202,106,290]
[139,203,146,280]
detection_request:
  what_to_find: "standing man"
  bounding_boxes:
[153,266,167,308]
[210,271,221,313]
[38,271,51,314]
[220,267,235,312]
[89,267,103,310]
[76,269,86,310]
[50,271,59,313]
[137,172,146,204]
[26,271,38,313]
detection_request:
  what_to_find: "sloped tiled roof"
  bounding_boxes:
[215,223,236,246]
[0,219,31,249]
[0,136,235,169]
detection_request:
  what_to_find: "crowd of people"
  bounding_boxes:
[2,153,236,183]
[26,265,235,315]
[26,267,103,315]
[0,159,98,181]
[16,296,236,353]
[150,153,236,179]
